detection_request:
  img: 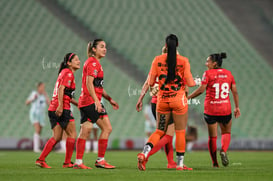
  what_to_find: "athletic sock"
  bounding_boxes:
[175,130,186,153]
[85,140,91,153]
[98,139,108,159]
[208,136,218,166]
[33,133,40,151]
[164,135,175,164]
[221,133,231,152]
[60,140,66,151]
[39,137,56,161]
[64,138,75,164]
[93,140,98,153]
[147,129,165,147]
[76,138,86,160]
[147,135,170,159]
[176,152,184,167]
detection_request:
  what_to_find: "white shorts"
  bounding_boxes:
[30,111,45,127]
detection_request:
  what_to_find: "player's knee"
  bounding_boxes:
[155,129,165,137]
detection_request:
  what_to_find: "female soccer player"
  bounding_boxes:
[136,46,178,169]
[74,39,119,169]
[35,53,80,168]
[188,53,240,167]
[137,34,196,171]
[26,82,50,152]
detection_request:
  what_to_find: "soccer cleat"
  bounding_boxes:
[167,161,177,169]
[95,160,115,169]
[63,162,74,168]
[220,150,229,167]
[176,165,193,171]
[35,159,51,168]
[73,163,92,169]
[137,153,146,171]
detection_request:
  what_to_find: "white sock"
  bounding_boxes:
[93,140,98,153]
[75,159,83,165]
[60,140,66,151]
[33,133,40,151]
[97,157,104,162]
[85,140,91,152]
[143,145,152,158]
[187,142,194,152]
[176,155,184,167]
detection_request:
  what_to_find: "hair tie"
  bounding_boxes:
[68,53,74,62]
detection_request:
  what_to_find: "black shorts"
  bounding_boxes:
[151,103,174,125]
[80,103,108,124]
[204,113,232,125]
[48,110,74,129]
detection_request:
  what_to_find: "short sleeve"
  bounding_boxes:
[87,61,99,78]
[60,72,73,88]
[183,59,193,79]
[201,71,209,85]
[27,91,37,101]
[230,73,236,85]
[149,57,157,77]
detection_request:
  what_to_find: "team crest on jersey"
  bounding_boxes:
[94,70,98,76]
[92,62,96,67]
[68,73,72,77]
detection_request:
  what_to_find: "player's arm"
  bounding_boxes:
[184,60,196,87]
[44,92,51,105]
[25,92,37,105]
[187,84,207,99]
[86,75,102,112]
[56,85,65,117]
[231,84,240,118]
[70,98,78,107]
[102,89,119,110]
[136,75,150,112]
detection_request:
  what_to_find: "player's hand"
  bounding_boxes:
[234,107,241,118]
[110,99,119,110]
[136,99,143,112]
[149,83,159,96]
[55,105,63,117]
[95,101,103,113]
[194,77,201,86]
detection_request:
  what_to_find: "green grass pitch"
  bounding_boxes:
[0,150,272,181]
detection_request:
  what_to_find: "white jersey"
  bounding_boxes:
[27,91,47,115]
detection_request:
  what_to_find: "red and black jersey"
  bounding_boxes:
[78,57,104,108]
[48,68,75,111]
[201,68,236,116]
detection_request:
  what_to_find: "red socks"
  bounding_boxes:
[98,139,108,158]
[147,129,165,147]
[208,136,218,166]
[221,133,231,152]
[64,138,75,164]
[39,137,56,161]
[76,138,86,160]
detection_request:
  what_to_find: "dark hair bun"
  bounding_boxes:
[220,52,227,59]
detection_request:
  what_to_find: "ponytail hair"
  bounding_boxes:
[165,34,178,83]
[58,53,75,74]
[209,52,227,68]
[87,39,104,57]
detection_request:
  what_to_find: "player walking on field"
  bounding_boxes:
[137,34,196,171]
[36,53,80,168]
[188,52,240,167]
[73,39,119,169]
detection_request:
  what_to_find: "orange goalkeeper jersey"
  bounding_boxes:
[149,53,194,102]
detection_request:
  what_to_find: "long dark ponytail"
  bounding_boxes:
[58,53,75,74]
[166,34,178,83]
[209,52,227,68]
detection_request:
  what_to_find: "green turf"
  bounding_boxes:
[0,151,272,181]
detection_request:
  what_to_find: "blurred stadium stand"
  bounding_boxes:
[0,0,273,150]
